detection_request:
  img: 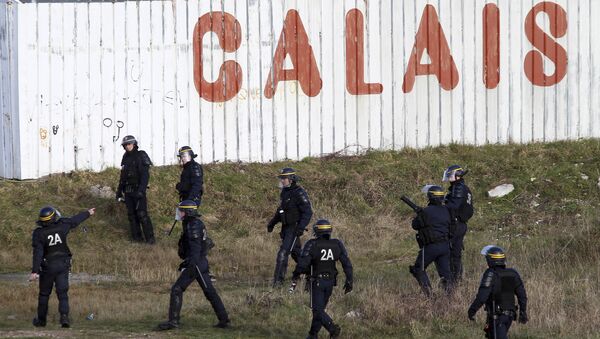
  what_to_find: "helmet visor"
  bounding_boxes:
[178,151,192,164]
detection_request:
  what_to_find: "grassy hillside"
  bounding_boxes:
[1,140,599,338]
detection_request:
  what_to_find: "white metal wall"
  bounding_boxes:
[0,0,19,179]
[4,0,600,179]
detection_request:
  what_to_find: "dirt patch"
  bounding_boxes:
[0,273,119,286]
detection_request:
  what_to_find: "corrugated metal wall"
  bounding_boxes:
[4,0,600,179]
[0,0,19,179]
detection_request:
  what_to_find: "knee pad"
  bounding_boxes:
[277,249,289,261]
[171,285,184,296]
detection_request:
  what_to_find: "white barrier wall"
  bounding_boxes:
[1,0,599,179]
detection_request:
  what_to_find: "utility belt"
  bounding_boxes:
[416,233,448,247]
[313,272,335,280]
[124,184,139,193]
[487,305,517,319]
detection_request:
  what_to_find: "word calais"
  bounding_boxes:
[194,2,567,103]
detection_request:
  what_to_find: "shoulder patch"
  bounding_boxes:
[482,269,495,288]
[139,151,153,166]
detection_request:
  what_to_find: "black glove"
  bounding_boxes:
[178,260,189,271]
[267,221,276,233]
[175,183,181,191]
[295,228,305,237]
[518,311,528,324]
[468,309,476,321]
[135,191,144,199]
[343,281,353,294]
[115,190,123,201]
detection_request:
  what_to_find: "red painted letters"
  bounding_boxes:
[345,9,383,95]
[524,2,568,87]
[264,10,322,99]
[193,12,243,103]
[402,5,459,93]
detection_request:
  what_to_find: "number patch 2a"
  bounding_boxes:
[48,233,63,246]
[320,249,334,261]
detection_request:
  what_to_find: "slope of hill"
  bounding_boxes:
[1,140,599,338]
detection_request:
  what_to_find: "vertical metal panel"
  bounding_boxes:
[2,0,598,178]
[0,0,19,179]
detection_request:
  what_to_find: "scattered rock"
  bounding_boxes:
[530,177,536,182]
[89,185,115,199]
[597,177,600,190]
[345,310,362,319]
[530,201,540,208]
[86,313,95,320]
[581,174,589,180]
[487,184,514,198]
[6,315,16,320]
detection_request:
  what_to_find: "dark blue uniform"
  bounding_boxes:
[117,147,155,243]
[444,179,473,282]
[176,159,204,205]
[468,267,528,339]
[293,237,353,337]
[267,183,313,284]
[166,216,229,325]
[32,211,90,324]
[409,204,452,295]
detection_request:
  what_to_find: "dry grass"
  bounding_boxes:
[1,140,600,338]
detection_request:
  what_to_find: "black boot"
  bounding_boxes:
[32,317,46,327]
[213,319,230,328]
[329,324,341,338]
[156,287,182,331]
[306,333,319,339]
[60,314,70,328]
[157,320,179,331]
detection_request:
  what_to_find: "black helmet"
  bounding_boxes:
[426,185,445,202]
[38,206,60,226]
[313,219,333,238]
[277,167,299,182]
[121,135,138,147]
[178,200,198,217]
[178,146,197,158]
[442,165,467,182]
[481,245,506,267]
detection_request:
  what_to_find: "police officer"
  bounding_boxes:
[157,200,229,330]
[291,220,353,339]
[267,168,313,287]
[31,206,96,328]
[468,246,528,339]
[443,165,474,282]
[116,135,155,244]
[409,185,453,296]
[176,146,204,206]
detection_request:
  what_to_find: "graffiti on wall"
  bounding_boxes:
[194,1,568,103]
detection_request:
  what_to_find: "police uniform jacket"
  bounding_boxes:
[268,183,313,233]
[444,179,474,223]
[468,266,528,316]
[178,217,209,265]
[31,211,91,274]
[118,147,152,194]
[411,203,451,240]
[176,160,204,202]
[293,237,353,283]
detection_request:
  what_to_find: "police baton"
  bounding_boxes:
[167,220,178,236]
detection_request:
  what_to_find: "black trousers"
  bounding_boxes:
[486,314,513,339]
[124,193,155,243]
[273,226,302,283]
[450,221,467,282]
[309,278,336,335]
[169,257,228,323]
[410,241,452,295]
[37,258,70,321]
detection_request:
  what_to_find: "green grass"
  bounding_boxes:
[1,140,600,338]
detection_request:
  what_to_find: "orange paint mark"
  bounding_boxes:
[483,4,500,89]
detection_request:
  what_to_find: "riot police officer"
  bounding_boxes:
[291,220,353,339]
[31,206,96,328]
[176,146,204,206]
[409,185,453,296]
[443,165,474,282]
[468,246,528,339]
[157,200,229,330]
[116,135,155,244]
[267,168,313,287]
